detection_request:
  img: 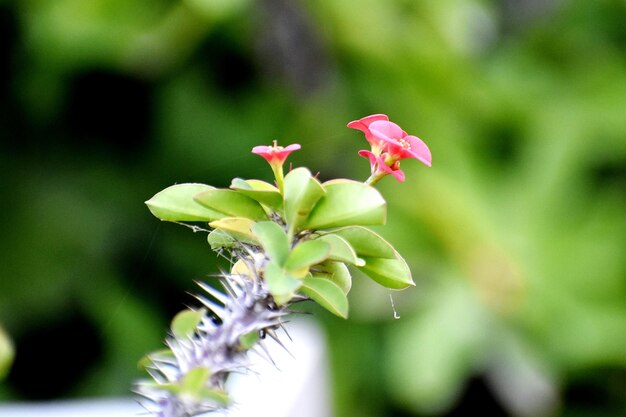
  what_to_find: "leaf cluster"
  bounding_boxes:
[145,167,414,319]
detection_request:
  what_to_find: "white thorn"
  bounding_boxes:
[194,295,226,319]
[197,281,230,305]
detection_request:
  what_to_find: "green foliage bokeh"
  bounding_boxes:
[0,0,624,415]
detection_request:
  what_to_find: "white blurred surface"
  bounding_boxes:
[0,319,331,417]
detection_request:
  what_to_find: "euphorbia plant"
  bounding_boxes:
[136,115,431,416]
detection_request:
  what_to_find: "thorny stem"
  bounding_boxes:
[136,265,294,417]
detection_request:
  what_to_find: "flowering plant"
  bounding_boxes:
[348,114,431,185]
[136,115,430,416]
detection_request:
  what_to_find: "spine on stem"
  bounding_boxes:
[136,253,294,416]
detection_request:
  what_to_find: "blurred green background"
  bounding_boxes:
[0,0,625,415]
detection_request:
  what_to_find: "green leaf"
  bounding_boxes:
[209,217,257,243]
[231,259,252,278]
[0,326,13,380]
[285,240,331,272]
[137,355,152,370]
[195,189,268,221]
[231,178,283,209]
[330,226,396,258]
[137,349,175,370]
[304,179,387,229]
[182,366,211,395]
[207,228,237,250]
[149,376,229,406]
[239,331,260,350]
[316,234,364,266]
[311,261,352,294]
[265,261,301,305]
[230,178,252,189]
[141,367,222,405]
[283,168,325,235]
[171,308,206,339]
[198,387,230,406]
[145,183,223,222]
[359,256,414,289]
[141,381,178,394]
[300,277,349,318]
[329,227,414,289]
[252,221,290,265]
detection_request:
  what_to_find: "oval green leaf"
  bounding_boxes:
[198,387,230,406]
[284,168,326,235]
[182,366,211,395]
[145,183,223,222]
[209,217,257,244]
[316,234,364,266]
[207,228,238,250]
[137,348,175,370]
[285,240,331,272]
[171,308,206,339]
[304,180,386,230]
[300,277,349,319]
[264,261,301,305]
[252,221,290,265]
[311,261,352,294]
[195,189,268,221]
[329,226,396,258]
[359,256,414,289]
[239,331,260,350]
[231,178,283,209]
[328,227,414,289]
[154,377,229,406]
[0,326,13,379]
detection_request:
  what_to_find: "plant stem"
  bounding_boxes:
[272,164,285,194]
[365,173,383,187]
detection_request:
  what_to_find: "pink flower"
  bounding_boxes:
[349,114,431,185]
[368,120,432,167]
[252,141,301,165]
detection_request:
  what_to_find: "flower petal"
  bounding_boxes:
[378,161,406,182]
[405,135,432,167]
[369,120,405,142]
[390,168,405,182]
[347,114,389,130]
[251,145,272,155]
[358,149,378,165]
[283,144,302,152]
